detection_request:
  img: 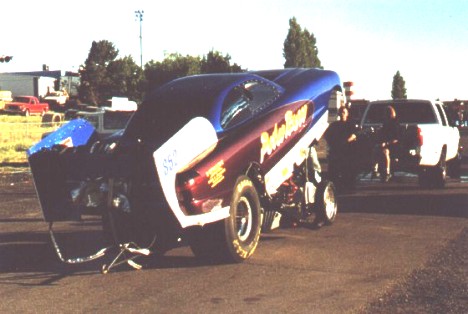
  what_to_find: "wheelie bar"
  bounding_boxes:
[48,222,152,274]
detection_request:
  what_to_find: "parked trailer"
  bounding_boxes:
[0,74,55,99]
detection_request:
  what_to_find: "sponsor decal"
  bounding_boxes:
[232,238,260,259]
[206,160,226,188]
[260,104,308,163]
[232,230,260,258]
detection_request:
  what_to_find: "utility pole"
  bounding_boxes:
[135,10,144,68]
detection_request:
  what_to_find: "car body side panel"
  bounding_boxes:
[153,117,230,228]
[265,107,329,194]
[182,100,315,216]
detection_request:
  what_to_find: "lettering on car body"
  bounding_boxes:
[206,160,226,188]
[260,104,308,163]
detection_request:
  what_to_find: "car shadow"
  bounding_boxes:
[0,225,266,283]
[0,228,113,278]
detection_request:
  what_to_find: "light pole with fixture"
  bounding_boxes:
[135,10,144,68]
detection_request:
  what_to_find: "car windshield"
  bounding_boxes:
[220,88,250,129]
[364,101,437,124]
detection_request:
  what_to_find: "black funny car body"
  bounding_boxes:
[28,68,344,272]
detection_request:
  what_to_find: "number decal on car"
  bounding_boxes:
[163,149,177,176]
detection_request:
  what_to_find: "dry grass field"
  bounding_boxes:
[0,115,60,164]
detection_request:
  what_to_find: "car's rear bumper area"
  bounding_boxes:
[392,151,422,173]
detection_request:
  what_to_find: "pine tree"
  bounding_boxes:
[391,71,407,100]
[283,17,322,68]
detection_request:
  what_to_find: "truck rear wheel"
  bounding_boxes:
[418,149,446,188]
[432,151,447,188]
[447,152,462,179]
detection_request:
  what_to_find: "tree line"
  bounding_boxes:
[77,17,406,105]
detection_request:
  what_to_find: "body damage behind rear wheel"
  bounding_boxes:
[188,175,262,263]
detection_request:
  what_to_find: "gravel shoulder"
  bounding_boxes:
[359,227,467,314]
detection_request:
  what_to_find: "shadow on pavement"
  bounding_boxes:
[339,187,468,218]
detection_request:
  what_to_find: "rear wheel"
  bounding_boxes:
[418,149,447,188]
[433,150,447,188]
[24,109,30,117]
[188,176,262,263]
[447,152,462,179]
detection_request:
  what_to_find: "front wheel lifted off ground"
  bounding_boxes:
[188,175,262,263]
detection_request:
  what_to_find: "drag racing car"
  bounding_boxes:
[28,68,344,272]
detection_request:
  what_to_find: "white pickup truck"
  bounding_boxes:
[43,91,69,110]
[359,99,461,188]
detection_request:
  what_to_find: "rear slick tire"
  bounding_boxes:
[188,176,262,263]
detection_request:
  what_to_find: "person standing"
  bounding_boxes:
[375,105,399,182]
[324,106,358,189]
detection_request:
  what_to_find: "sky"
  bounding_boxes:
[2,0,468,101]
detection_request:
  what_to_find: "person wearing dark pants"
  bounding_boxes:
[324,106,358,190]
